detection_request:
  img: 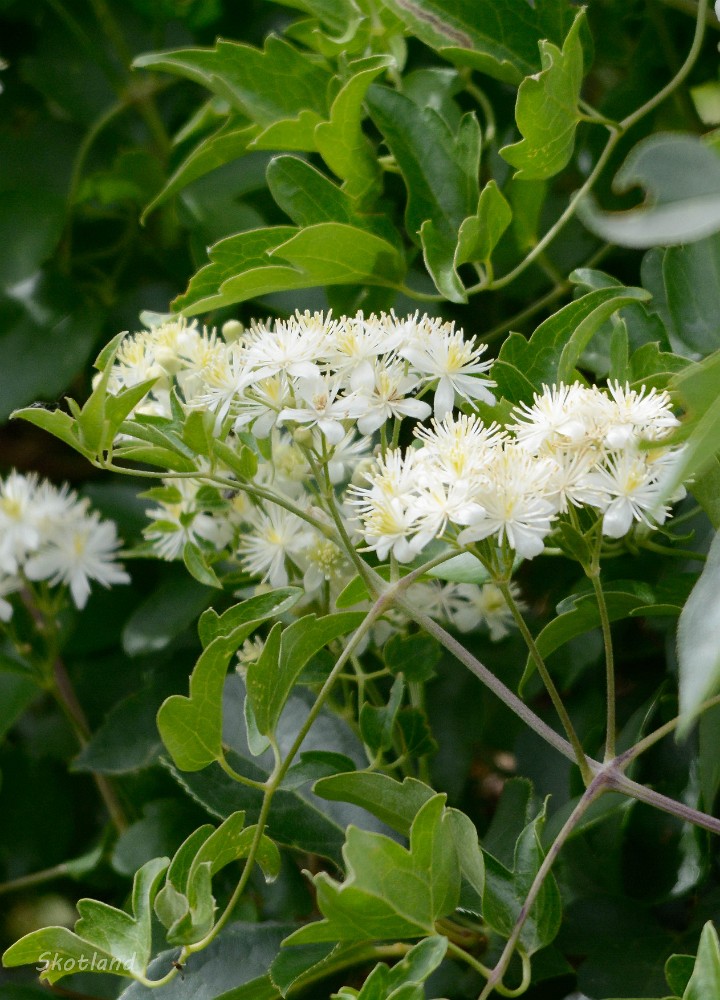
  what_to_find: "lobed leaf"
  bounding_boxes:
[157,590,302,771]
[501,11,585,180]
[283,794,460,944]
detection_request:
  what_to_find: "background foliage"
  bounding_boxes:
[3,1,720,998]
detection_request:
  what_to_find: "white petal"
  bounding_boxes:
[433,378,455,420]
[602,499,634,538]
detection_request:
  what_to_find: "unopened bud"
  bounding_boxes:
[292,426,313,445]
[222,320,244,344]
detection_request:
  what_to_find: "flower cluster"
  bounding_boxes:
[0,472,130,618]
[353,381,684,562]
[107,311,514,639]
[106,310,496,431]
[103,310,686,644]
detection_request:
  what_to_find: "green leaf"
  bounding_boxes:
[315,55,393,200]
[661,352,720,501]
[266,155,397,244]
[0,191,65,289]
[677,530,720,737]
[156,813,280,944]
[183,541,222,589]
[173,226,299,314]
[118,923,295,1000]
[420,218,467,303]
[578,134,720,248]
[501,11,585,180]
[368,85,481,298]
[72,673,178,774]
[0,674,40,742]
[247,612,365,738]
[182,409,215,456]
[134,37,331,125]
[313,772,435,835]
[663,233,720,356]
[249,109,324,151]
[3,858,169,983]
[212,439,259,481]
[281,751,357,791]
[167,748,348,864]
[175,222,405,315]
[3,928,127,985]
[267,156,361,227]
[484,802,561,956]
[383,633,441,683]
[692,458,720,529]
[142,118,259,219]
[359,675,405,754]
[379,0,579,84]
[666,954,695,996]
[269,223,405,285]
[367,87,480,242]
[157,589,302,771]
[265,0,363,37]
[495,286,650,402]
[628,342,689,392]
[445,808,485,908]
[684,922,720,1000]
[198,589,302,647]
[455,180,513,268]
[122,573,213,657]
[283,794,460,944]
[520,589,677,695]
[396,708,438,760]
[11,407,90,458]
[336,936,448,1000]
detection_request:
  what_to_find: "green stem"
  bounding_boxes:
[0,860,83,897]
[464,78,497,144]
[586,544,616,762]
[496,582,593,785]
[477,778,605,1000]
[141,593,393,987]
[217,754,267,791]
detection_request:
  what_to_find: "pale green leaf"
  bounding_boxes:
[247,612,365,738]
[313,772,435,834]
[684,922,720,1000]
[283,794,460,944]
[157,590,302,771]
[501,11,585,180]
[455,180,512,268]
[677,530,720,737]
[269,222,405,285]
[578,134,720,248]
[315,55,392,200]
